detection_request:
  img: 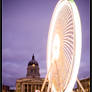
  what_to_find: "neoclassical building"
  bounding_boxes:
[16,55,48,92]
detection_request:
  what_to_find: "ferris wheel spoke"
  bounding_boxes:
[64,39,73,46]
[65,17,73,26]
[64,26,73,34]
[63,47,72,65]
[64,31,74,36]
[64,35,74,41]
[64,8,72,21]
[64,41,73,50]
[60,6,71,22]
[65,14,72,26]
[64,38,74,44]
[47,0,81,92]
[64,43,73,55]
[65,22,73,30]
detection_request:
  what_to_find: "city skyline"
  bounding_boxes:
[2,0,90,87]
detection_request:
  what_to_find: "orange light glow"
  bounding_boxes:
[47,0,82,92]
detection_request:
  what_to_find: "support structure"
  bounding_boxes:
[76,78,86,92]
[41,71,86,92]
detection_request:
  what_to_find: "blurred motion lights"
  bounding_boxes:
[47,0,82,92]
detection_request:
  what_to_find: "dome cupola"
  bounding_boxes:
[26,54,40,78]
[28,54,38,66]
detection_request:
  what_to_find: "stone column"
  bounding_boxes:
[27,84,29,92]
[38,85,40,90]
[35,85,37,91]
[31,85,32,92]
[24,84,25,92]
[39,85,41,90]
[21,84,24,92]
[29,84,31,92]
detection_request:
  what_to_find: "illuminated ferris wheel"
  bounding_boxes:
[41,0,85,92]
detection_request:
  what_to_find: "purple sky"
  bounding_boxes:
[2,0,90,87]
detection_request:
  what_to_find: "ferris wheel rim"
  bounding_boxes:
[47,0,82,92]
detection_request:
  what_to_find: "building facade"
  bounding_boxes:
[16,55,48,92]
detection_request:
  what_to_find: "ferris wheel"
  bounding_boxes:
[41,0,85,92]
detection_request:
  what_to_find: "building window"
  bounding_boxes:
[36,85,38,90]
[32,84,35,92]
[29,85,31,92]
[31,70,33,73]
[25,84,27,92]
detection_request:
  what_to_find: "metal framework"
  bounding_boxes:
[41,69,85,92]
[41,0,85,92]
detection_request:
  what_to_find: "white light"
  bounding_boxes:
[47,0,66,74]
[47,0,82,92]
[52,84,57,92]
[52,34,60,61]
[35,90,40,92]
[65,1,82,92]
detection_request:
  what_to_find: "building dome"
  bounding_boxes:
[26,54,40,78]
[28,54,38,66]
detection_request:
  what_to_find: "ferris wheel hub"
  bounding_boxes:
[52,34,60,60]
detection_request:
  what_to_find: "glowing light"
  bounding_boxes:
[65,1,82,92]
[32,64,35,67]
[47,0,82,92]
[35,90,40,92]
[52,84,57,92]
[52,34,60,60]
